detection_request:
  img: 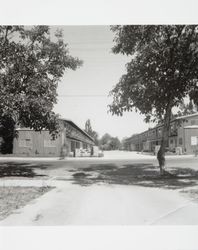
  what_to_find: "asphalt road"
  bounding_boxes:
[0,151,198,225]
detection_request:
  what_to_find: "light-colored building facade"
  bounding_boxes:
[13,118,95,157]
[124,113,198,154]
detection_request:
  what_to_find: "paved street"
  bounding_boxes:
[0,151,198,225]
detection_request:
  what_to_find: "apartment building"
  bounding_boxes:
[124,113,198,154]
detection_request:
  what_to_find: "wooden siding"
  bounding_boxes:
[13,119,95,157]
[184,128,198,154]
[13,130,62,156]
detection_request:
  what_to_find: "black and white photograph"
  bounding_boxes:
[0,1,198,249]
[1,24,198,226]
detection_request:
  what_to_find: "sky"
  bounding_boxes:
[52,26,151,140]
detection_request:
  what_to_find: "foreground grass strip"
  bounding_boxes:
[0,186,53,220]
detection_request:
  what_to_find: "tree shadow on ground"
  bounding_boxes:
[0,162,48,178]
[71,163,198,189]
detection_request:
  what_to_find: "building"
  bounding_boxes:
[13,118,95,157]
[124,113,198,154]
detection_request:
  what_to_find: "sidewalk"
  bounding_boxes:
[0,179,70,188]
[0,150,196,162]
[1,179,198,225]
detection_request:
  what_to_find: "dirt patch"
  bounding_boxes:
[0,186,53,220]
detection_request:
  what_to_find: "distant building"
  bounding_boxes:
[123,113,198,154]
[13,118,95,157]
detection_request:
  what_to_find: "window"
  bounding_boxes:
[179,138,183,145]
[170,123,176,132]
[44,139,56,148]
[170,139,174,144]
[19,138,32,148]
[191,136,198,146]
[191,119,198,125]
[191,120,196,125]
[75,141,80,149]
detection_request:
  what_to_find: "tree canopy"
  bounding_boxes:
[176,100,198,117]
[109,25,198,173]
[99,133,121,151]
[109,25,198,122]
[84,119,99,145]
[0,26,82,152]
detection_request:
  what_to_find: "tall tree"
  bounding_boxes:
[99,133,120,150]
[85,119,93,135]
[84,119,99,145]
[108,137,121,150]
[99,133,112,150]
[0,26,82,153]
[91,131,99,146]
[109,25,198,175]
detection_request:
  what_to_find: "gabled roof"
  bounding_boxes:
[139,112,198,133]
[125,112,198,141]
[174,112,198,121]
[16,118,95,143]
[59,118,94,142]
[184,125,198,129]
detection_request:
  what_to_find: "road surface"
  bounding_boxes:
[0,151,198,225]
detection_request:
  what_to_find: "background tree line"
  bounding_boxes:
[84,119,121,150]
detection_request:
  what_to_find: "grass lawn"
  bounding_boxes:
[0,186,53,220]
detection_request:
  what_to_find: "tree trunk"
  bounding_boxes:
[0,116,15,154]
[157,102,172,175]
[157,137,166,175]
